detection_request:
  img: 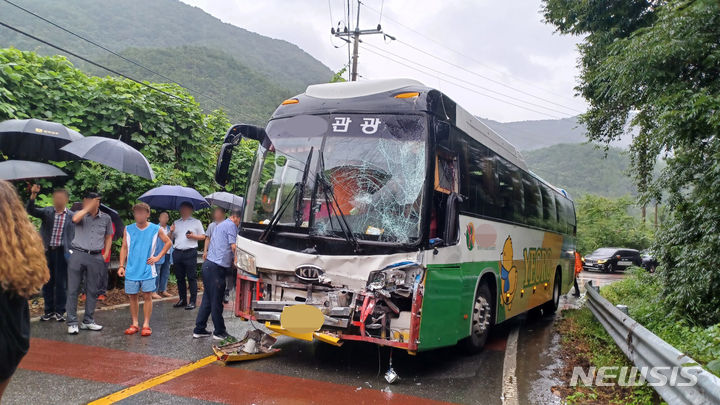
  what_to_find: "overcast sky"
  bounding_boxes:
[181,0,586,122]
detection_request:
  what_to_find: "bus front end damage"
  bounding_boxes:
[234,252,425,353]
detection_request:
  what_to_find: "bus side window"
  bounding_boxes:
[496,157,514,221]
[555,194,566,234]
[523,175,543,227]
[541,185,557,230]
[567,199,577,236]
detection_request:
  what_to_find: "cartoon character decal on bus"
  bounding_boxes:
[500,236,518,310]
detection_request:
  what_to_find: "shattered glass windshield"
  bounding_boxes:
[313,114,426,243]
[245,114,427,244]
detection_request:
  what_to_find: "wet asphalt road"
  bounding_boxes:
[3,270,626,405]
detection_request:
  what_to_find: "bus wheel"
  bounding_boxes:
[543,270,561,315]
[461,283,493,353]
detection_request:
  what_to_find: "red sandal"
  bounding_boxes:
[124,325,139,335]
[140,327,152,337]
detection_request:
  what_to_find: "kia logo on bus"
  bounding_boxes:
[295,265,324,282]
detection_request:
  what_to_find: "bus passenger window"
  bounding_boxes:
[541,186,557,230]
[555,194,566,234]
[523,175,542,227]
[496,157,515,222]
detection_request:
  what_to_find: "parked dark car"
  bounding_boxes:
[583,248,642,272]
[640,249,659,273]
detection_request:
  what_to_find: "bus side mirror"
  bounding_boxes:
[216,124,272,187]
[215,143,233,187]
[435,121,450,143]
[225,124,271,148]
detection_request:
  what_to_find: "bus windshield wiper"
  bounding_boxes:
[259,147,313,243]
[315,149,360,252]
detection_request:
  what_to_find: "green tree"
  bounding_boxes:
[575,194,653,255]
[543,0,720,323]
[0,48,232,224]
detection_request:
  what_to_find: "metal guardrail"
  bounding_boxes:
[584,281,720,405]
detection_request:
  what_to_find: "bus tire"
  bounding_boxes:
[542,269,561,315]
[460,283,493,354]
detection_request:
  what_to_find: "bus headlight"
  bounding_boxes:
[367,265,424,293]
[236,249,257,275]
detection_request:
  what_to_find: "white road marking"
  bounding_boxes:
[501,325,520,405]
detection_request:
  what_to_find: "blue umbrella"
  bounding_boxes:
[138,185,210,211]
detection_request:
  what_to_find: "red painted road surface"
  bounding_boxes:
[20,338,452,404]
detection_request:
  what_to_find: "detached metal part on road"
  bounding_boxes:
[585,281,720,405]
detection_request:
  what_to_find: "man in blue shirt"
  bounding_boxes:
[193,209,240,340]
[118,203,172,337]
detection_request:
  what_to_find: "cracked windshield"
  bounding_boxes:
[248,114,427,243]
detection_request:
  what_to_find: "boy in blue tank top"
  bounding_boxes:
[118,203,172,336]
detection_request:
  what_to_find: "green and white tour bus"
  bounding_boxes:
[215,78,576,354]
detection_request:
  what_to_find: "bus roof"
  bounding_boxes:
[276,79,572,192]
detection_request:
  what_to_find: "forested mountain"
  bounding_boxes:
[480,116,587,151]
[92,46,292,124]
[480,115,635,151]
[524,143,636,198]
[0,0,333,123]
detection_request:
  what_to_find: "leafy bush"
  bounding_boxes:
[543,0,720,326]
[602,268,720,376]
[0,48,256,225]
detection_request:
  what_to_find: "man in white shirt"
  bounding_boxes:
[170,202,205,310]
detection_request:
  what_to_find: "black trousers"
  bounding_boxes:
[43,247,68,315]
[173,249,198,304]
[194,261,227,335]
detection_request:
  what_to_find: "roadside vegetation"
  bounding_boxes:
[0,47,256,223]
[575,194,654,255]
[543,0,720,327]
[601,268,720,377]
[554,306,660,404]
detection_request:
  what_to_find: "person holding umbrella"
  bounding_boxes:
[26,184,74,322]
[171,202,205,310]
[66,192,113,334]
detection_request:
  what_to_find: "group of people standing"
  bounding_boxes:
[0,179,242,399]
[15,183,242,337]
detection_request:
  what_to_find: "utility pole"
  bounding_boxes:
[331,0,394,81]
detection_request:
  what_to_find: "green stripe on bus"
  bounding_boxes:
[419,261,500,351]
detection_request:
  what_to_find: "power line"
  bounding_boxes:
[0,20,194,105]
[359,44,562,119]
[394,38,583,114]
[1,0,237,113]
[360,2,581,106]
[362,42,570,118]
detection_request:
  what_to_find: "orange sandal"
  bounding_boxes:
[124,325,139,335]
[140,327,152,337]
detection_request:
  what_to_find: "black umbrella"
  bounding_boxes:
[0,119,83,161]
[71,202,125,241]
[60,136,155,180]
[0,160,67,181]
[205,191,244,211]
